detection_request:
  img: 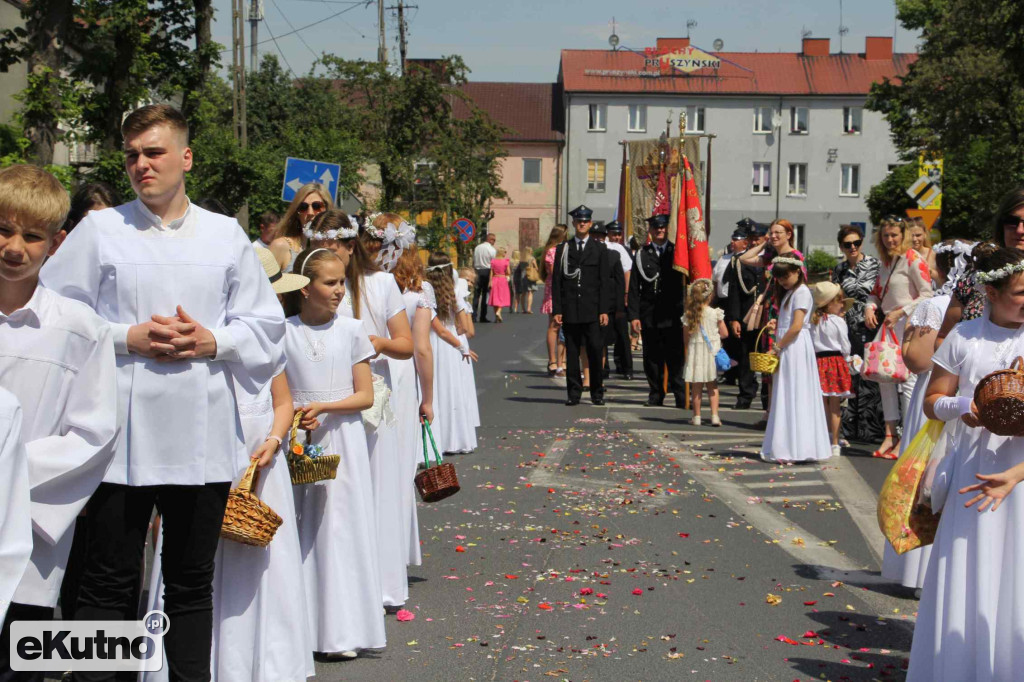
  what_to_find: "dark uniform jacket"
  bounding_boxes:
[551,237,610,324]
[723,250,765,324]
[606,248,625,316]
[627,241,685,329]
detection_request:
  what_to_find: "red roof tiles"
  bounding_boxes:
[559,49,916,96]
[455,82,564,143]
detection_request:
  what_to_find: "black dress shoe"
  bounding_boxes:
[592,397,605,406]
[478,318,491,323]
[674,393,687,409]
[623,372,634,381]
[565,398,580,406]
[644,397,664,407]
[734,400,752,410]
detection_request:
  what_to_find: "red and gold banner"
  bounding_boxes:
[674,155,712,280]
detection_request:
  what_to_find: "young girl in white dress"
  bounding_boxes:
[425,254,478,454]
[284,247,383,659]
[334,214,415,610]
[809,282,853,458]
[759,257,832,463]
[682,279,727,427]
[456,269,481,439]
[908,246,1024,681]
[145,248,315,682]
[880,240,968,590]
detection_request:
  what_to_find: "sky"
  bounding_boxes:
[212,0,921,82]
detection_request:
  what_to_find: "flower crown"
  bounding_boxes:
[302,214,359,241]
[976,261,1024,284]
[771,255,804,268]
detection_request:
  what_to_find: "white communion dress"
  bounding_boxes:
[907,315,1024,681]
[430,300,477,454]
[285,314,387,653]
[759,285,832,463]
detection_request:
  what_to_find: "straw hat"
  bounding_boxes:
[810,281,854,313]
[256,246,309,294]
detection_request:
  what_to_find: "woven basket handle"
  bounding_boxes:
[237,459,260,494]
[289,412,303,453]
[420,416,442,469]
[1014,356,1024,372]
[755,324,770,350]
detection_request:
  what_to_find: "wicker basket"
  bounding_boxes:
[414,418,460,503]
[974,356,1024,437]
[220,460,283,548]
[748,325,779,375]
[287,412,341,485]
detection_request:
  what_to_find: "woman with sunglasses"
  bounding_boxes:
[269,182,333,272]
[831,225,884,445]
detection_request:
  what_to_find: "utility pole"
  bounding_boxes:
[232,0,239,141]
[249,0,262,70]
[377,0,387,64]
[387,1,417,75]
[232,0,250,228]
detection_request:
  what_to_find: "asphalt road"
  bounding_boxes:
[316,301,919,682]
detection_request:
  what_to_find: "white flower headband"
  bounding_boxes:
[934,240,976,295]
[771,255,804,268]
[976,261,1024,284]
[302,215,359,242]
[375,219,417,272]
[426,262,451,272]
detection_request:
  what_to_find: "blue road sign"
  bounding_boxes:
[281,157,341,204]
[453,218,476,242]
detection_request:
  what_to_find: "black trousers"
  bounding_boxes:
[610,313,633,374]
[734,328,769,409]
[0,603,54,682]
[473,268,492,321]
[73,482,230,682]
[641,324,685,401]
[563,321,605,401]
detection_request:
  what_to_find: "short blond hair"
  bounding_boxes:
[0,164,70,233]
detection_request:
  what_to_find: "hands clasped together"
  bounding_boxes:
[128,305,217,361]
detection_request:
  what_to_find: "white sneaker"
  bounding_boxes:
[831,444,842,457]
[690,415,701,426]
[710,415,722,427]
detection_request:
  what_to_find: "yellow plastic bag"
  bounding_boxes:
[876,419,944,555]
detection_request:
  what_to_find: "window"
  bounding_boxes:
[787,163,807,196]
[588,104,606,131]
[587,159,606,192]
[887,164,900,174]
[523,158,542,184]
[686,105,706,133]
[790,107,808,134]
[627,104,647,132]
[752,162,772,195]
[840,164,860,196]
[793,224,806,253]
[413,161,436,186]
[753,106,773,133]
[843,107,863,134]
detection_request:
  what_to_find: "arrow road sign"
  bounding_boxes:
[281,157,341,204]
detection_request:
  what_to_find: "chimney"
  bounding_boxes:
[865,36,894,60]
[656,37,690,53]
[801,37,830,57]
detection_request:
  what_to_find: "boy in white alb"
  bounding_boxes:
[41,105,285,681]
[0,165,118,681]
[0,388,32,625]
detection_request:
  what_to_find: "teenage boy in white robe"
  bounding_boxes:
[0,388,32,626]
[41,105,285,682]
[0,165,118,681]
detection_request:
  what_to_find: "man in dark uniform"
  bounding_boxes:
[724,219,769,410]
[591,223,627,381]
[552,205,610,406]
[628,213,686,407]
[603,220,634,379]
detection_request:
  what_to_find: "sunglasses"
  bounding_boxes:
[298,201,326,213]
[840,239,863,249]
[1003,217,1024,230]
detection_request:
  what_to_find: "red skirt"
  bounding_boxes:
[816,353,852,397]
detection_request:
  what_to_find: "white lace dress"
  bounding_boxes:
[882,294,950,589]
[683,306,724,383]
[285,314,386,653]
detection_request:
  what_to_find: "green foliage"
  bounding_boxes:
[867,0,1024,238]
[805,249,839,274]
[866,163,919,225]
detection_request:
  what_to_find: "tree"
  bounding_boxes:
[867,0,1024,238]
[866,162,919,225]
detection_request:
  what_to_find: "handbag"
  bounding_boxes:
[699,321,732,373]
[877,419,943,554]
[863,326,909,384]
[414,418,460,503]
[742,292,766,332]
[525,261,542,283]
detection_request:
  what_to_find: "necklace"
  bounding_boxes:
[301,323,328,362]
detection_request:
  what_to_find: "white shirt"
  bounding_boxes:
[252,237,272,250]
[0,388,32,619]
[574,236,590,251]
[0,285,118,606]
[712,254,732,298]
[41,199,286,487]
[472,242,497,269]
[455,278,473,315]
[606,241,633,274]
[810,314,852,356]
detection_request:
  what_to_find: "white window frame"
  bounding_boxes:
[686,105,706,133]
[790,106,809,134]
[787,163,807,196]
[753,106,773,134]
[588,104,607,132]
[843,106,863,134]
[523,158,542,185]
[793,224,806,253]
[752,162,772,195]
[627,104,647,133]
[587,159,606,192]
[840,164,861,196]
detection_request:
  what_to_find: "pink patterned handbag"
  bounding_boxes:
[863,326,909,384]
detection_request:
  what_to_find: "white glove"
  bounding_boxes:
[932,396,973,422]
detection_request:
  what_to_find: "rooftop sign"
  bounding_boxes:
[643,45,721,74]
